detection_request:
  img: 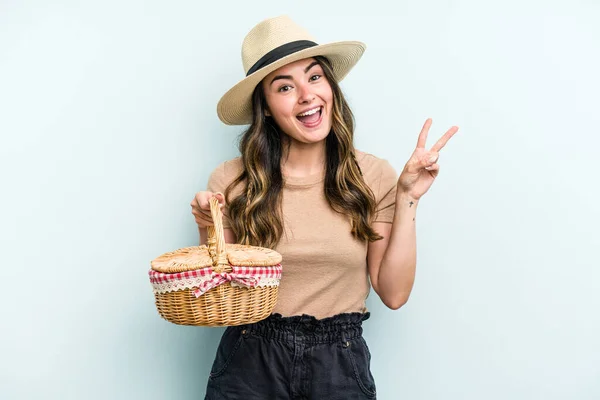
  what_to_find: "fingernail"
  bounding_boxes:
[428,155,437,163]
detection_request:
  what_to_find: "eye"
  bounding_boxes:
[310,74,322,82]
[278,85,292,92]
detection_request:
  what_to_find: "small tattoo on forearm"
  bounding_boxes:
[409,201,414,207]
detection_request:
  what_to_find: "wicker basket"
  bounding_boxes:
[149,197,282,326]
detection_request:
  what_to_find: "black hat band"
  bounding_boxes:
[246,40,318,77]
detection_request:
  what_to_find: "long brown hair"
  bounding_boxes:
[223,56,383,248]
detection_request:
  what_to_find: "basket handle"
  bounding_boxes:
[206,196,228,269]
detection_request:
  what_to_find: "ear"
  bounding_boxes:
[264,108,272,117]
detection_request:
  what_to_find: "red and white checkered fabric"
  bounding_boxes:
[149,265,282,297]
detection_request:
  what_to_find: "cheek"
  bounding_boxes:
[265,103,293,131]
[271,98,298,122]
[318,85,334,107]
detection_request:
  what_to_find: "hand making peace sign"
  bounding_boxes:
[397,118,459,200]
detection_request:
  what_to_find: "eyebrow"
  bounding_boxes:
[269,61,321,86]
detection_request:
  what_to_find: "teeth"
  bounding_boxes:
[297,107,321,117]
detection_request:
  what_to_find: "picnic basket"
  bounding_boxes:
[148,197,282,326]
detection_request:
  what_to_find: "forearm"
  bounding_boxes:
[377,192,418,309]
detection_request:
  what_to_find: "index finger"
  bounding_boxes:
[430,126,459,152]
[417,118,432,148]
[213,192,225,204]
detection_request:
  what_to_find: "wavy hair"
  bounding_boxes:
[223,56,383,248]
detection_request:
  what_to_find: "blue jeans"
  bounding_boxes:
[204,312,377,399]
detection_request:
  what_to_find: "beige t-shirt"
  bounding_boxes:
[206,149,398,319]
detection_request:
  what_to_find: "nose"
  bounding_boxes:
[297,82,315,104]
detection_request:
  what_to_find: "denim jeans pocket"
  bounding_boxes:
[210,327,245,378]
[342,337,377,398]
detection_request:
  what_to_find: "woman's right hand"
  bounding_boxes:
[190,191,226,228]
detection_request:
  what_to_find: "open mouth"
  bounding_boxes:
[296,106,323,128]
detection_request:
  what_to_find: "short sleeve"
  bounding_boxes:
[206,161,233,229]
[372,159,398,223]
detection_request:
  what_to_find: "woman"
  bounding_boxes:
[191,15,458,399]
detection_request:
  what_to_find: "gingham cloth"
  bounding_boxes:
[149,265,282,297]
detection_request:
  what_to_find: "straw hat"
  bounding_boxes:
[217,15,366,125]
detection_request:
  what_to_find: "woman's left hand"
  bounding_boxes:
[397,118,459,200]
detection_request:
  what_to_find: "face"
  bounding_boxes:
[261,58,333,145]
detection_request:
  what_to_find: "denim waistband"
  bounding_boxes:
[240,312,370,344]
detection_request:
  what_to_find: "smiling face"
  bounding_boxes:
[261,57,333,145]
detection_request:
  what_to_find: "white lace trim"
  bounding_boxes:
[230,277,280,288]
[151,275,280,294]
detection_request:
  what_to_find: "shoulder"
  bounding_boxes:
[354,149,398,182]
[210,156,243,180]
[207,156,245,195]
[355,150,398,212]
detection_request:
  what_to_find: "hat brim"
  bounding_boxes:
[216,41,366,125]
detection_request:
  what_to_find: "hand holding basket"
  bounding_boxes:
[149,197,282,326]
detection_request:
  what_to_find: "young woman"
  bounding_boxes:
[191,15,458,400]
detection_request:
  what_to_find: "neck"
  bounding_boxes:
[280,138,327,178]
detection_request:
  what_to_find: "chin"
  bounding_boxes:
[294,125,331,144]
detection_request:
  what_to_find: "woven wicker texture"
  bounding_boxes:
[227,244,282,266]
[150,197,282,326]
[151,246,213,273]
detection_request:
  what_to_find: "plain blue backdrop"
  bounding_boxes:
[1,1,599,399]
